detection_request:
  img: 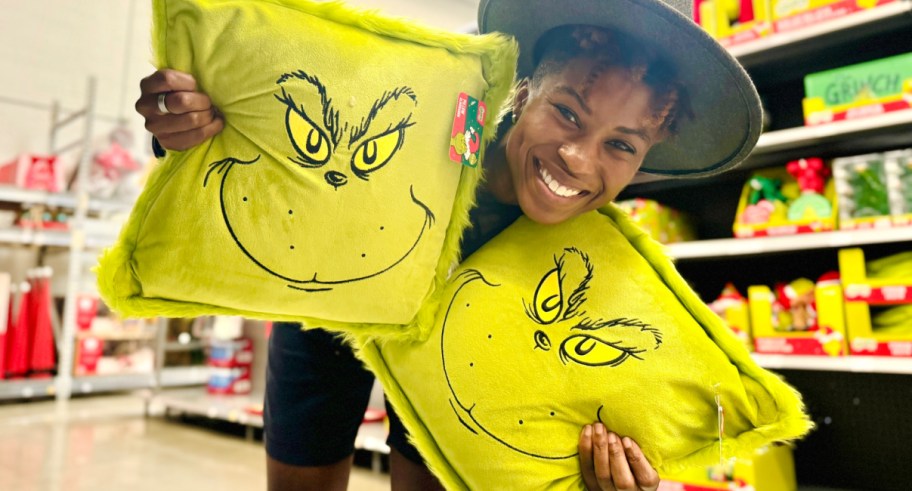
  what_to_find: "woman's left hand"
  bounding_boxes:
[578,423,660,491]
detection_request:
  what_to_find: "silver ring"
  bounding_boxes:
[157,93,170,115]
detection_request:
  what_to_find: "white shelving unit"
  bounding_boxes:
[729,0,912,59]
[752,354,912,374]
[666,227,912,259]
[0,79,206,402]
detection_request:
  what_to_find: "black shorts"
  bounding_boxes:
[264,322,421,466]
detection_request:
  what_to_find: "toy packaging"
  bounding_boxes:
[748,272,847,356]
[839,248,912,357]
[886,149,912,226]
[615,198,696,244]
[354,204,810,489]
[708,283,753,351]
[659,444,796,491]
[695,0,772,47]
[772,0,895,33]
[733,160,838,237]
[803,52,912,126]
[0,154,66,193]
[833,149,912,229]
[96,0,518,339]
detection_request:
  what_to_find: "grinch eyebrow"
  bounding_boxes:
[349,86,418,147]
[276,70,342,147]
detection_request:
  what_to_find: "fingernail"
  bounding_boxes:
[584,425,592,437]
[622,437,633,449]
[607,432,617,444]
[595,423,604,435]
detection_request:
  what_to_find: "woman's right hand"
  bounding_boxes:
[135,69,224,151]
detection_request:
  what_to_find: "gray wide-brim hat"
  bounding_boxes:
[478,0,763,178]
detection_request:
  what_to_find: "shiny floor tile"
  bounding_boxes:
[0,393,390,491]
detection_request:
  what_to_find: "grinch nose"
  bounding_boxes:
[324,170,348,189]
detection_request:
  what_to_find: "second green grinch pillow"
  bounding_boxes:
[355,204,812,489]
[97,0,517,336]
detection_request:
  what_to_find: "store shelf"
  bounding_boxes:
[164,340,206,352]
[0,227,71,246]
[0,227,118,249]
[752,353,912,374]
[0,185,133,214]
[159,366,210,387]
[71,373,155,394]
[666,227,912,259]
[730,1,912,62]
[155,388,264,427]
[76,331,156,341]
[0,378,56,400]
[753,110,912,156]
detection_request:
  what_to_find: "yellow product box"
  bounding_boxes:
[696,0,772,48]
[748,276,847,356]
[772,0,896,33]
[839,248,912,357]
[659,445,796,491]
[733,166,838,238]
[802,52,912,126]
[708,283,753,351]
[616,198,696,244]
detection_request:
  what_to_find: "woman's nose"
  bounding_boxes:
[558,141,596,172]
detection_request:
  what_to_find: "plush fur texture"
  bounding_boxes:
[351,203,812,489]
[98,0,518,338]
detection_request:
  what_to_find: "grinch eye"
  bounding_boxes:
[286,106,331,167]
[531,267,563,324]
[351,128,403,177]
[560,335,632,367]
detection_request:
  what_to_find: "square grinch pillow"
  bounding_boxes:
[354,204,812,489]
[97,0,517,336]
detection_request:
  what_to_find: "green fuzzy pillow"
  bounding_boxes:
[354,204,812,489]
[97,0,517,336]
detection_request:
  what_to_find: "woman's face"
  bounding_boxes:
[504,58,665,225]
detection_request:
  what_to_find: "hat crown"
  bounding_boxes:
[663,0,693,18]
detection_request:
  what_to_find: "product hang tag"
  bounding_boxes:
[448,92,486,168]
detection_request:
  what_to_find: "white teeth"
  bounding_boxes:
[538,165,581,198]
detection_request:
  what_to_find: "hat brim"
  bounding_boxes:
[478,0,763,178]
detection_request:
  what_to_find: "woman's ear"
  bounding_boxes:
[512,79,530,120]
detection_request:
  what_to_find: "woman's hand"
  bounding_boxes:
[135,69,224,151]
[579,423,660,491]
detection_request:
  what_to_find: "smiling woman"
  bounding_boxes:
[484,26,692,225]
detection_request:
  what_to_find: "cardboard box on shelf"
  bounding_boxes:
[733,164,838,238]
[771,0,896,33]
[696,0,773,47]
[748,275,847,356]
[839,248,912,357]
[660,444,796,491]
[802,52,912,126]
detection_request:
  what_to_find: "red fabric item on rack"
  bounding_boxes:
[30,272,56,377]
[5,284,31,378]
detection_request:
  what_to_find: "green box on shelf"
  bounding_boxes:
[802,52,912,126]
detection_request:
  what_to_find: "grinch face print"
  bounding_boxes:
[204,70,434,292]
[440,248,662,459]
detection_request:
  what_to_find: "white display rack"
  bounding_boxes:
[0,227,119,249]
[752,354,912,374]
[666,227,912,259]
[729,1,912,59]
[753,110,912,155]
[0,367,208,401]
[0,185,133,215]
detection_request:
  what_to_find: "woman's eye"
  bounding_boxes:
[608,140,636,155]
[556,105,579,126]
